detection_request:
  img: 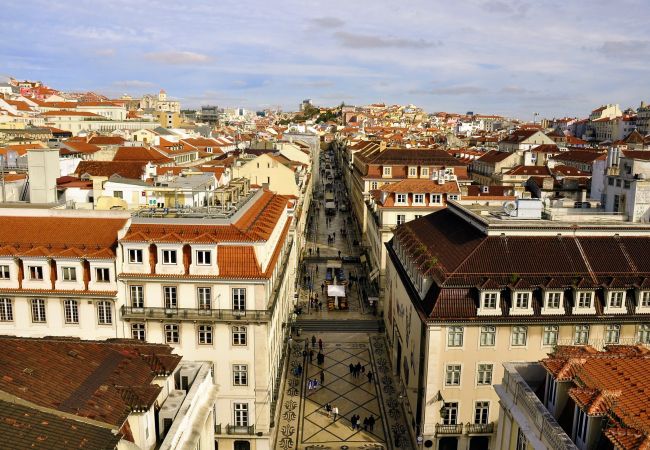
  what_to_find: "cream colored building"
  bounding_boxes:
[232,153,302,196]
[384,200,650,450]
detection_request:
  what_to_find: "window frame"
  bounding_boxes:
[574,324,590,345]
[514,292,530,309]
[445,364,462,386]
[511,326,528,346]
[441,402,458,425]
[162,249,178,265]
[577,291,593,309]
[232,325,247,346]
[396,214,406,226]
[482,292,498,309]
[479,325,496,347]
[63,299,79,324]
[395,193,407,204]
[97,300,112,325]
[413,193,425,204]
[198,324,213,345]
[609,291,624,308]
[28,265,44,281]
[130,285,144,309]
[447,326,464,348]
[233,364,248,386]
[232,288,246,311]
[430,193,442,204]
[163,286,178,309]
[233,403,249,427]
[62,266,77,282]
[474,401,490,425]
[476,363,493,386]
[546,291,562,309]
[605,324,621,344]
[197,287,212,310]
[639,324,650,344]
[95,267,110,283]
[196,250,212,266]
[132,322,146,341]
[543,325,559,346]
[128,248,143,264]
[0,265,9,279]
[165,323,180,344]
[0,298,13,322]
[31,298,46,323]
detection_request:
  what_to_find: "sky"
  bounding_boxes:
[1,0,649,119]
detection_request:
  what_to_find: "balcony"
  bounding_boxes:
[214,423,256,435]
[435,423,463,435]
[121,305,270,322]
[465,422,494,434]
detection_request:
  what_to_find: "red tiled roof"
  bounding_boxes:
[380,179,460,194]
[75,160,146,180]
[552,150,607,164]
[113,146,172,164]
[504,165,552,176]
[218,246,262,278]
[475,150,512,163]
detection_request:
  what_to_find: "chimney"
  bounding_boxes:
[27,149,60,204]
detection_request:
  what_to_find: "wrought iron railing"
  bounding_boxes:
[465,422,494,434]
[121,305,270,322]
[435,423,463,435]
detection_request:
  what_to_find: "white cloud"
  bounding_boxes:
[144,51,214,65]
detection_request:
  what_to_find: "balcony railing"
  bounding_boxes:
[121,305,270,322]
[226,424,255,435]
[465,422,494,434]
[435,423,463,435]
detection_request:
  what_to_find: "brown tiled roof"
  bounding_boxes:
[552,150,607,164]
[464,185,516,197]
[112,146,172,164]
[0,399,121,450]
[75,160,147,180]
[504,165,551,176]
[0,336,180,427]
[88,135,125,146]
[0,216,128,258]
[499,129,539,143]
[622,150,650,161]
[475,150,512,163]
[356,147,462,166]
[380,179,460,194]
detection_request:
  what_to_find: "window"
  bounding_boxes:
[414,214,422,219]
[421,167,429,177]
[641,292,650,308]
[97,301,112,324]
[132,323,146,341]
[574,325,590,344]
[477,364,493,385]
[196,250,211,265]
[233,364,248,385]
[609,291,624,308]
[639,324,650,343]
[113,191,123,199]
[516,428,528,450]
[162,249,177,264]
[445,364,461,386]
[370,181,378,190]
[480,326,496,346]
[608,178,614,186]
[95,268,110,282]
[577,292,593,308]
[233,403,249,427]
[128,249,143,263]
[474,401,490,425]
[515,292,530,309]
[165,324,180,343]
[441,402,458,425]
[396,193,407,204]
[0,298,13,321]
[198,287,211,310]
[546,292,562,309]
[413,193,424,204]
[396,214,406,225]
[482,292,498,309]
[447,326,464,347]
[164,286,177,309]
[62,267,77,282]
[448,194,459,201]
[431,194,442,204]
[29,266,43,281]
[130,285,144,308]
[408,167,417,177]
[198,325,213,344]
[31,299,46,322]
[383,166,392,176]
[232,288,246,310]
[0,265,10,279]
[605,324,621,344]
[233,326,247,345]
[543,325,559,346]
[63,299,79,324]
[511,326,527,346]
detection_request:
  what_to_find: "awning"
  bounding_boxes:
[328,284,346,297]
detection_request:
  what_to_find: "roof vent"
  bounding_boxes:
[68,350,78,358]
[22,368,33,375]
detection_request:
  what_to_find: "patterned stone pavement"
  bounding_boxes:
[275,334,414,450]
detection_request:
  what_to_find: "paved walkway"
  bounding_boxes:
[274,146,414,450]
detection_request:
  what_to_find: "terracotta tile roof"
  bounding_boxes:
[112,146,172,164]
[75,160,147,180]
[464,185,516,198]
[499,129,539,143]
[0,336,180,428]
[41,110,101,117]
[504,165,552,176]
[552,165,591,177]
[87,135,125,146]
[0,216,127,259]
[475,150,512,163]
[380,179,460,194]
[217,246,262,278]
[0,399,121,450]
[356,147,463,166]
[531,144,560,153]
[62,141,101,154]
[0,143,46,156]
[621,150,650,161]
[552,150,607,164]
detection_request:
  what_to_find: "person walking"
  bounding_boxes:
[311,335,317,348]
[326,403,332,418]
[363,416,369,431]
[320,370,325,385]
[309,349,314,362]
[350,414,357,430]
[349,363,354,375]
[369,415,376,431]
[338,250,341,258]
[321,283,325,294]
[355,362,362,376]
[367,371,373,384]
[316,247,320,257]
[318,338,323,350]
[332,405,339,421]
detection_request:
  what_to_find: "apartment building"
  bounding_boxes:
[384,200,650,450]
[495,345,650,450]
[498,129,555,153]
[0,187,297,450]
[603,150,650,221]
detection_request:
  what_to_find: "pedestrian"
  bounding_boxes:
[332,405,339,421]
[309,349,314,362]
[317,352,324,365]
[338,250,341,258]
[312,335,317,348]
[320,370,325,385]
[308,247,312,256]
[369,415,376,431]
[326,403,332,418]
[355,362,362,375]
[367,371,373,384]
[302,349,307,359]
[361,365,365,374]
[319,338,323,350]
[333,231,336,239]
[350,414,357,430]
[349,363,354,375]
[303,274,307,286]
[363,416,369,431]
[317,247,320,257]
[321,283,325,294]
[318,301,322,311]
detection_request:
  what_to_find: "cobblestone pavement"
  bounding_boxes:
[275,334,414,450]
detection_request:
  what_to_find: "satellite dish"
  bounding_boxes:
[503,201,517,216]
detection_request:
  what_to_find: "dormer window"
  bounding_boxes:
[641,291,650,308]
[162,249,177,265]
[431,194,442,204]
[483,292,498,309]
[577,292,593,309]
[128,249,143,263]
[515,292,530,309]
[383,166,392,177]
[396,193,407,204]
[28,266,43,281]
[608,291,624,308]
[413,194,425,204]
[546,292,562,309]
[421,167,429,178]
[408,166,417,177]
[196,250,212,265]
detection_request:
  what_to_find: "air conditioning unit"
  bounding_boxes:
[158,390,186,439]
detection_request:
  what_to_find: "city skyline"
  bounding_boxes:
[2,0,649,117]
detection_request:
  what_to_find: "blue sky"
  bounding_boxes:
[1,0,649,118]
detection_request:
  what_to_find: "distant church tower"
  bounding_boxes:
[158,89,167,102]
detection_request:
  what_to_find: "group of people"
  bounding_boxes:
[350,414,377,431]
[349,362,373,383]
[324,403,339,421]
